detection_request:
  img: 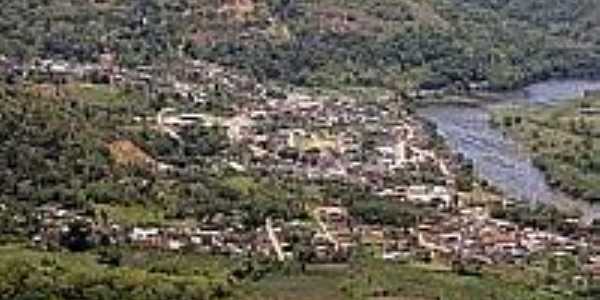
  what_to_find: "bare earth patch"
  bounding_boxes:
[107,140,156,169]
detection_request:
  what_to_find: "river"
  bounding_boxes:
[418,80,600,221]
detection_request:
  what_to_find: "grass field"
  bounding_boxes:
[244,265,351,300]
[243,261,573,300]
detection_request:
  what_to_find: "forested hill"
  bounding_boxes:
[2,0,600,90]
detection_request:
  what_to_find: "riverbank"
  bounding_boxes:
[417,80,600,222]
[414,78,600,107]
[491,95,600,203]
[415,95,484,107]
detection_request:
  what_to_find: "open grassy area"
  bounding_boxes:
[243,261,574,300]
[243,265,351,300]
[352,262,568,300]
[95,204,168,226]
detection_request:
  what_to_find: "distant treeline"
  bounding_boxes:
[2,0,600,90]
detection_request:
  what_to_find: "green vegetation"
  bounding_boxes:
[94,204,167,226]
[349,199,426,228]
[3,1,600,298]
[344,263,565,300]
[244,258,584,300]
[0,83,313,229]
[0,245,236,300]
[0,244,591,300]
[491,203,580,233]
[3,0,600,90]
[492,96,600,201]
[244,265,350,300]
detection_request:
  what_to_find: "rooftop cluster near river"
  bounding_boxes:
[5,55,600,285]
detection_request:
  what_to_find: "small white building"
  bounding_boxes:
[130,227,160,241]
[406,185,453,208]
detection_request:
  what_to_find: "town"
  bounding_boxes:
[5,54,600,288]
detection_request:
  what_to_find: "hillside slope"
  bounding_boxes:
[2,0,600,90]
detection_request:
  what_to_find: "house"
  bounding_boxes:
[316,206,349,225]
[129,227,160,243]
[406,185,454,208]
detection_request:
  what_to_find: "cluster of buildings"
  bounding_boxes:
[0,55,264,107]
[185,88,459,208]
[9,54,600,285]
[417,208,584,264]
[31,198,600,285]
[32,205,258,256]
[109,58,461,211]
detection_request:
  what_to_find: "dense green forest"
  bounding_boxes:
[2,0,600,90]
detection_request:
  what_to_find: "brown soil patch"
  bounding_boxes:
[26,84,60,99]
[219,0,255,19]
[107,140,156,168]
[402,1,451,30]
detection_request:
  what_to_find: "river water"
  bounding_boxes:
[418,80,600,221]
